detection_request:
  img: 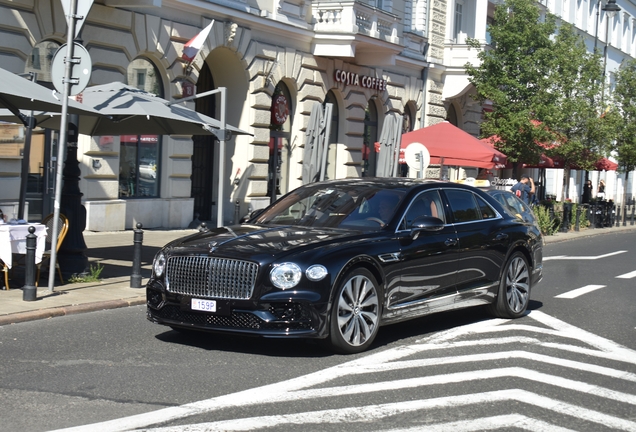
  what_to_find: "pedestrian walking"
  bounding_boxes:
[510,175,535,205]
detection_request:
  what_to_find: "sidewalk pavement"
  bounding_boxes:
[1,224,635,326]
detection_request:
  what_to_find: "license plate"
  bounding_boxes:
[191,298,217,312]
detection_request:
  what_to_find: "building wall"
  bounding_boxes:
[0,0,434,229]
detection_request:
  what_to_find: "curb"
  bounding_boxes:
[0,296,146,326]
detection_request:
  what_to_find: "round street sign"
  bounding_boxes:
[51,42,92,96]
[404,142,430,172]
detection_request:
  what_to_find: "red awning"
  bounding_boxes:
[401,122,507,169]
[594,157,618,171]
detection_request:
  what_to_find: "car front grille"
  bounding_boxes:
[165,256,258,300]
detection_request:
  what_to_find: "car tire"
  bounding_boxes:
[329,268,381,354]
[488,251,531,319]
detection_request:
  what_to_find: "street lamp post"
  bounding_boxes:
[601,0,621,105]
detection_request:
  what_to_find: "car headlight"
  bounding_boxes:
[153,252,166,277]
[306,264,328,281]
[270,262,301,290]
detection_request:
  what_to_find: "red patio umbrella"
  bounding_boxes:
[593,157,618,171]
[401,122,507,169]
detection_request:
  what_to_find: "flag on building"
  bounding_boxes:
[182,21,214,63]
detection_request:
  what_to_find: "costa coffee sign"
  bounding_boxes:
[334,70,387,91]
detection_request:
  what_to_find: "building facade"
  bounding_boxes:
[0,0,451,230]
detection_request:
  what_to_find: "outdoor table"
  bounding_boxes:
[0,223,47,289]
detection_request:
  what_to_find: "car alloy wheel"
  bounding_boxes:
[329,268,381,354]
[489,251,531,319]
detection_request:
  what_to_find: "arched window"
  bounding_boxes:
[118,58,162,198]
[25,40,60,84]
[447,104,458,126]
[403,103,416,133]
[269,81,293,200]
[324,91,339,180]
[362,100,379,177]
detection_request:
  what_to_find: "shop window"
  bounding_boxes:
[119,135,160,197]
[117,58,163,198]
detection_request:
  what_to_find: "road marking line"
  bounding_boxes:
[616,270,636,279]
[555,284,606,299]
[50,311,636,432]
[543,250,627,261]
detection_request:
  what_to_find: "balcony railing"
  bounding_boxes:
[313,1,400,44]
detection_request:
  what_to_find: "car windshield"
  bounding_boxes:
[252,183,406,229]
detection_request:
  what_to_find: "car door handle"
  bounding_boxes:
[495,233,509,241]
[445,238,458,246]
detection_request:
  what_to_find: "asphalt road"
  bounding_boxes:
[0,232,634,432]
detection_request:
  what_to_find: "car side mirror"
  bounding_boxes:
[410,216,445,239]
[240,208,265,224]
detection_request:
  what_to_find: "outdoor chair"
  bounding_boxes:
[1,260,8,290]
[36,213,69,286]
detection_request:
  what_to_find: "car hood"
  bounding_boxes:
[164,224,366,260]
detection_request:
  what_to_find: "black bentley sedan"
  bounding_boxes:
[146,178,543,353]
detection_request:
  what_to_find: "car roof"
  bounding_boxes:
[298,178,485,193]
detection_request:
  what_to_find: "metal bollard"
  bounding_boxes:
[234,200,240,225]
[130,223,143,288]
[616,205,621,227]
[575,206,581,231]
[632,200,635,226]
[561,204,571,232]
[22,226,37,301]
[624,203,628,226]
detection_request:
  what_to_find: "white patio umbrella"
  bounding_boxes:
[1,82,249,137]
[0,67,103,221]
[0,67,99,116]
[376,113,403,177]
[301,103,333,184]
[302,104,322,184]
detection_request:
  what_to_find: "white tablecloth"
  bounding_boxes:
[0,223,48,269]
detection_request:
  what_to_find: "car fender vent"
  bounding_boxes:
[378,252,401,263]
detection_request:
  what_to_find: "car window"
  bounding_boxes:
[401,190,445,229]
[444,189,481,223]
[475,194,497,219]
[491,191,527,219]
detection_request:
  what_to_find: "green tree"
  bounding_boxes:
[465,0,557,177]
[613,59,636,204]
[543,23,616,200]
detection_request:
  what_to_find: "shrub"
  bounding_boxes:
[534,205,560,235]
[68,263,104,283]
